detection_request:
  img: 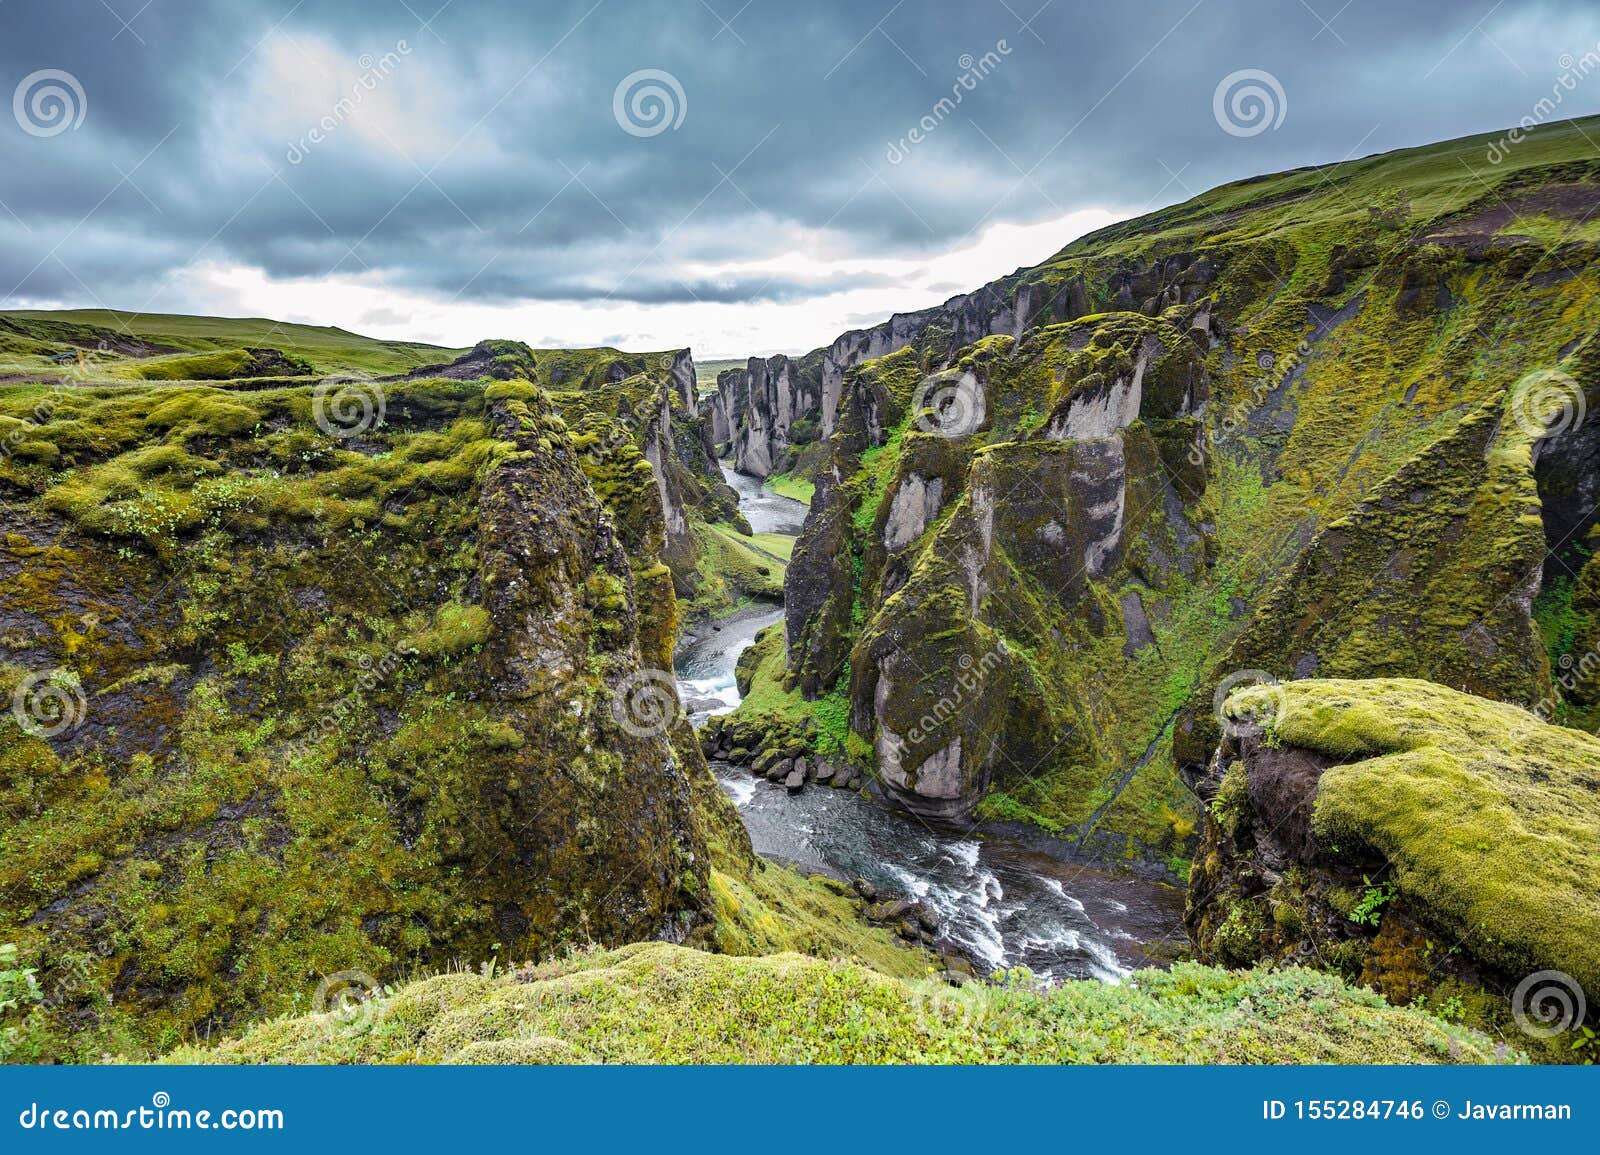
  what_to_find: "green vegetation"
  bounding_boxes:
[0,310,460,378]
[763,471,813,504]
[1228,678,1600,996]
[753,112,1600,871]
[168,940,1516,1065]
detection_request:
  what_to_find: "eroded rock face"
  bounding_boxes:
[0,378,739,1058]
[726,126,1600,863]
[706,354,823,478]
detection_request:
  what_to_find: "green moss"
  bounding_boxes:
[1234,678,1600,995]
[168,940,1516,1065]
[763,471,814,504]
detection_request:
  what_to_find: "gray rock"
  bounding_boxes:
[784,768,805,794]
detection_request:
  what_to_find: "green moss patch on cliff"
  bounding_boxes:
[0,369,743,1062]
[167,940,1515,1065]
[1228,678,1600,997]
[763,471,813,505]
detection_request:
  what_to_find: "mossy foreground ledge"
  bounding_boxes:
[1188,678,1600,1060]
[168,940,1512,1065]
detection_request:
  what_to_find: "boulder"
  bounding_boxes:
[795,756,810,780]
[852,877,878,902]
[812,761,835,784]
[784,767,805,794]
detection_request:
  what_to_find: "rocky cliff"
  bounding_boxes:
[0,347,756,1059]
[721,115,1600,869]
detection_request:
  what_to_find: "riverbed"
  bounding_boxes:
[678,464,1186,982]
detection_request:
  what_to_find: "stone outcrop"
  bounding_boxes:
[0,370,746,1059]
[725,120,1600,862]
[1186,678,1600,1057]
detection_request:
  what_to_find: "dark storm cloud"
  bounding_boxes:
[0,0,1594,310]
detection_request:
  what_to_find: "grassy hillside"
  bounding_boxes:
[0,309,461,377]
[167,939,1516,1065]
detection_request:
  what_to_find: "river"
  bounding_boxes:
[676,464,1186,982]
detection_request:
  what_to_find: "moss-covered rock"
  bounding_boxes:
[717,116,1600,866]
[167,940,1517,1065]
[1187,677,1600,1060]
[0,370,746,1061]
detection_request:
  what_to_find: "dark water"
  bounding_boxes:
[720,464,807,535]
[676,605,784,715]
[679,459,1186,982]
[713,762,1186,981]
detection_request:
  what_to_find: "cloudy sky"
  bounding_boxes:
[1,0,1595,356]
